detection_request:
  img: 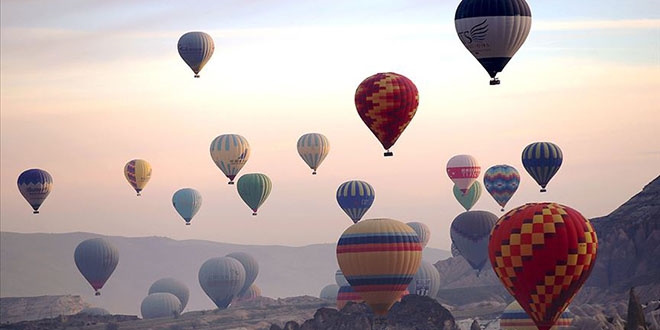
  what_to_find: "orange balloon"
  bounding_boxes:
[488,203,597,330]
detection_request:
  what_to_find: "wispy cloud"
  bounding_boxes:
[534,19,660,31]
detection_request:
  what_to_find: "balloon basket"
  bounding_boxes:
[384,151,393,157]
[194,74,200,78]
[186,223,191,226]
[95,292,101,296]
[501,208,505,212]
[228,181,235,185]
[540,188,547,192]
[312,171,317,175]
[252,212,257,216]
[33,211,39,214]
[489,78,500,85]
[136,193,141,197]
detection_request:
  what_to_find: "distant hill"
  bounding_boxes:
[0,231,450,317]
[433,175,660,312]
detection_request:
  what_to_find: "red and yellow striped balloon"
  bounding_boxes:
[336,218,422,315]
[355,72,418,157]
[489,203,597,330]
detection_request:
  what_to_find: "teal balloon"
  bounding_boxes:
[236,173,272,216]
[452,181,482,211]
[172,188,202,225]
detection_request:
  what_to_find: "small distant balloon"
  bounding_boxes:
[148,277,190,311]
[17,168,53,214]
[124,159,152,196]
[521,142,563,192]
[406,222,431,249]
[446,154,480,194]
[297,133,330,175]
[452,181,482,211]
[236,173,272,216]
[319,284,340,301]
[483,164,520,211]
[172,188,203,225]
[74,238,119,296]
[355,72,419,156]
[336,180,375,223]
[210,134,250,185]
[198,257,246,309]
[177,31,214,78]
[450,210,497,275]
[141,293,181,319]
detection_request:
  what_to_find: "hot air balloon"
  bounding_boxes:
[450,210,497,275]
[172,188,202,225]
[17,168,53,214]
[406,222,431,249]
[141,293,182,319]
[319,284,340,301]
[489,203,598,330]
[407,260,441,298]
[500,300,573,330]
[336,180,375,223]
[483,165,520,211]
[210,134,250,185]
[236,173,272,216]
[198,256,246,309]
[226,252,259,296]
[177,31,214,78]
[452,181,482,211]
[74,238,119,296]
[235,284,261,303]
[336,218,422,315]
[521,142,563,192]
[297,133,330,175]
[355,72,419,156]
[336,284,364,310]
[455,0,532,85]
[124,159,152,196]
[446,154,480,194]
[149,278,190,311]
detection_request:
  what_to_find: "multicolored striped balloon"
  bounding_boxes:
[483,164,520,211]
[489,203,597,330]
[17,168,53,214]
[447,154,481,194]
[336,180,375,223]
[124,159,151,196]
[355,72,419,157]
[450,210,497,275]
[336,218,422,315]
[521,142,563,192]
[236,173,272,216]
[210,134,250,185]
[297,133,330,175]
[500,300,573,330]
[452,181,482,211]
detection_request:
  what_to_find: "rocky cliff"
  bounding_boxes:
[0,295,89,324]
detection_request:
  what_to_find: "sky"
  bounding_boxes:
[1,0,659,251]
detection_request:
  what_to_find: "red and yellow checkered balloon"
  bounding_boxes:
[355,72,418,156]
[488,202,597,330]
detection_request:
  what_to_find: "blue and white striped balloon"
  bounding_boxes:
[336,180,375,223]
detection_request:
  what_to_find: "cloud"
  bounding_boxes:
[534,19,660,31]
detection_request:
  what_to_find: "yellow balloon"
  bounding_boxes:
[124,159,152,196]
[336,218,422,315]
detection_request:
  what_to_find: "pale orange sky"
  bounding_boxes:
[1,1,659,250]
